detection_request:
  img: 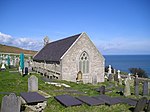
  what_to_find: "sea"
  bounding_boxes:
[104,55,150,77]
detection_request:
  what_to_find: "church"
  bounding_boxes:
[32,32,105,83]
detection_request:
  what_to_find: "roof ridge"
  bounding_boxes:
[47,33,82,45]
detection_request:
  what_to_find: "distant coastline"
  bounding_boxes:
[104,55,150,77]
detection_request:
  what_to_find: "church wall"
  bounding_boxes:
[61,33,105,83]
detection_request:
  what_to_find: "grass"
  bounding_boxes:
[0,67,149,112]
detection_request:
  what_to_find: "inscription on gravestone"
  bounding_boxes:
[28,75,38,92]
[1,93,21,112]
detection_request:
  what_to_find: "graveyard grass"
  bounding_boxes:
[0,68,149,112]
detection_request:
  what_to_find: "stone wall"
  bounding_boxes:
[61,33,105,83]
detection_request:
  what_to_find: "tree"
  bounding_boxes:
[129,68,148,78]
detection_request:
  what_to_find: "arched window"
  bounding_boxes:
[79,51,89,73]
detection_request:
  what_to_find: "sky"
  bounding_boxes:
[0,0,150,55]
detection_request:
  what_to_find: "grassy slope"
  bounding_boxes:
[0,44,37,55]
[0,68,148,112]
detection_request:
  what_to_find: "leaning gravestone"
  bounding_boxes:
[124,78,131,96]
[1,93,21,112]
[28,75,38,92]
[143,81,148,96]
[134,75,139,96]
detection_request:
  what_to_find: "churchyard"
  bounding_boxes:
[0,66,150,112]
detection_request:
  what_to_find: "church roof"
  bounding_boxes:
[33,33,82,62]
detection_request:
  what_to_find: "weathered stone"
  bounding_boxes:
[134,97,147,112]
[1,93,21,112]
[114,74,119,82]
[124,78,131,96]
[108,74,113,81]
[108,65,112,74]
[99,86,105,94]
[28,75,38,92]
[143,81,148,96]
[134,75,139,96]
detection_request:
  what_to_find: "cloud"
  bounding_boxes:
[95,37,150,54]
[0,32,43,51]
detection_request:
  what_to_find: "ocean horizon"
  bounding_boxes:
[104,55,150,77]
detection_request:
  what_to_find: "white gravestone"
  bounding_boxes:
[28,75,38,92]
[108,65,112,74]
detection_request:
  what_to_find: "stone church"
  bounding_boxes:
[32,32,105,83]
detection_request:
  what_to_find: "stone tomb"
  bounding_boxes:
[1,93,21,112]
[28,75,38,92]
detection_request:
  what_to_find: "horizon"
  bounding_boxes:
[0,0,150,55]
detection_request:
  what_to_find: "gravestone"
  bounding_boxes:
[25,67,28,75]
[148,82,150,95]
[1,93,21,112]
[134,75,139,96]
[117,70,122,85]
[143,81,148,96]
[108,74,113,81]
[108,65,112,74]
[99,86,105,94]
[128,73,131,80]
[1,63,6,71]
[114,74,119,82]
[28,75,38,92]
[124,78,131,96]
[114,69,116,74]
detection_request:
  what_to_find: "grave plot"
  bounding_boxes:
[76,96,105,106]
[20,92,46,104]
[115,97,138,106]
[54,94,83,107]
[93,94,122,105]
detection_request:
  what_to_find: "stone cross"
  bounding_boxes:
[124,78,131,96]
[143,81,148,96]
[134,75,139,96]
[1,93,21,112]
[28,75,38,92]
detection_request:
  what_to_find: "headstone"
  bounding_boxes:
[114,74,119,82]
[28,75,38,92]
[108,65,112,74]
[134,75,139,96]
[76,71,82,82]
[108,74,112,81]
[99,86,105,94]
[143,81,148,96]
[124,78,131,96]
[128,73,131,80]
[1,63,6,70]
[1,93,21,112]
[117,70,122,85]
[114,69,116,74]
[148,82,150,95]
[92,75,97,84]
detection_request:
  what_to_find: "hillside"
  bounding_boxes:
[0,44,37,55]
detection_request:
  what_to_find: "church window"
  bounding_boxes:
[79,51,89,73]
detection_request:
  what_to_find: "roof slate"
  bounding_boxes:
[33,33,82,62]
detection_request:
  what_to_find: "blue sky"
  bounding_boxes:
[0,0,150,55]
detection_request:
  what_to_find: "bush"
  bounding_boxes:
[129,68,148,78]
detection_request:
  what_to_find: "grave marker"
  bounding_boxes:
[28,75,38,92]
[124,78,131,96]
[1,93,21,112]
[143,81,148,96]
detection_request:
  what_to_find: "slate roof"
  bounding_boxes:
[33,33,82,62]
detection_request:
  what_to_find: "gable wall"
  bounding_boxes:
[61,33,105,83]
